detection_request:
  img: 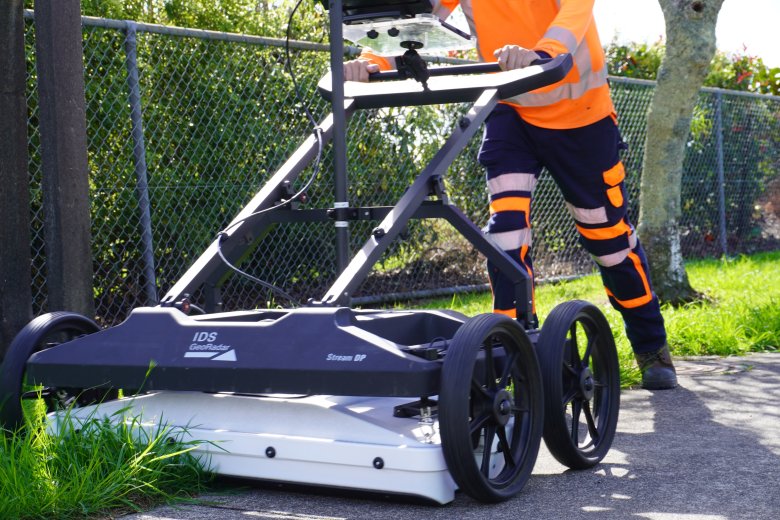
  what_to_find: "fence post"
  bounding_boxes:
[34,0,95,318]
[0,0,33,360]
[715,91,728,257]
[124,21,158,305]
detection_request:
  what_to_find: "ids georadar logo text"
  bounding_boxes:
[185,331,237,361]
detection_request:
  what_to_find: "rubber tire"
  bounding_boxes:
[536,300,620,469]
[439,313,544,503]
[0,312,100,432]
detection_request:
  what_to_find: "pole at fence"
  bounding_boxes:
[0,0,33,359]
[35,0,95,318]
[124,21,158,305]
[715,91,728,257]
[329,2,351,279]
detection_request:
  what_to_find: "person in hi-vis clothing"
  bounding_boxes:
[344,0,677,390]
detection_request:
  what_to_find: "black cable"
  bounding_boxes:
[214,0,325,307]
[217,232,300,305]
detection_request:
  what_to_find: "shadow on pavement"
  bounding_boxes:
[124,353,780,520]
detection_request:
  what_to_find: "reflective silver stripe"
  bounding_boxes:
[628,230,638,249]
[592,229,638,266]
[431,1,474,34]
[504,66,607,107]
[454,1,481,61]
[543,26,577,53]
[565,202,608,224]
[593,248,630,267]
[489,228,532,251]
[505,32,604,107]
[488,172,537,195]
[457,1,475,29]
[573,32,593,79]
[431,1,453,18]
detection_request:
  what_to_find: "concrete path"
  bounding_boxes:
[123,352,780,520]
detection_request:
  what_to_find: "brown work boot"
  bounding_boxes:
[635,343,678,390]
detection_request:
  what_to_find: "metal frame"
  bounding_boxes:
[158,87,529,320]
[159,50,573,327]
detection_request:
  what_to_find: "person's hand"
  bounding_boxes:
[343,59,380,82]
[493,45,542,71]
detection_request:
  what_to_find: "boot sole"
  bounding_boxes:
[641,379,678,390]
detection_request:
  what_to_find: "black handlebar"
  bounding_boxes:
[368,62,499,81]
[367,59,554,82]
[320,54,573,109]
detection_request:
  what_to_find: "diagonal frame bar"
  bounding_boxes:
[160,102,356,309]
[321,89,500,306]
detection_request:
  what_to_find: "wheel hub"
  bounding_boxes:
[492,389,513,426]
[579,366,595,401]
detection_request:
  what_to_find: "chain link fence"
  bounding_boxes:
[23,13,780,325]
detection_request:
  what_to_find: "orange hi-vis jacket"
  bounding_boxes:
[363,0,615,130]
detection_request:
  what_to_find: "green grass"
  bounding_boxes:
[412,251,780,387]
[0,407,212,520]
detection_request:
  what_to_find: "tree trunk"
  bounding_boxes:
[638,0,724,304]
[0,0,33,361]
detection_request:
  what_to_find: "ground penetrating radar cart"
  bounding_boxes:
[0,0,621,504]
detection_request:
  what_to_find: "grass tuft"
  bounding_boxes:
[0,406,212,520]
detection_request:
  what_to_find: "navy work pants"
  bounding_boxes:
[478,103,666,354]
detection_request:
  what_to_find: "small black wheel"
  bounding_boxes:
[439,313,544,502]
[0,312,112,432]
[536,300,620,469]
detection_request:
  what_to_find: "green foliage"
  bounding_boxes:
[0,408,211,520]
[604,38,780,96]
[413,251,780,388]
[73,0,329,40]
[751,62,780,96]
[706,51,780,96]
[604,38,665,80]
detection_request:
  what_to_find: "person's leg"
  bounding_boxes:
[477,104,542,320]
[528,116,676,389]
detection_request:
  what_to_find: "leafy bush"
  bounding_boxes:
[605,37,780,95]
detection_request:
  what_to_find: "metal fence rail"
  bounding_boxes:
[22,13,780,324]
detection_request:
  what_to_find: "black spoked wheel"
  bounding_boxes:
[439,313,544,503]
[0,312,113,432]
[536,300,620,469]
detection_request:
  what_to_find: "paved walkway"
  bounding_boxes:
[124,352,780,520]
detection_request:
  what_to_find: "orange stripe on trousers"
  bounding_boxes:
[576,219,632,241]
[520,244,536,314]
[604,251,653,309]
[489,197,531,216]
